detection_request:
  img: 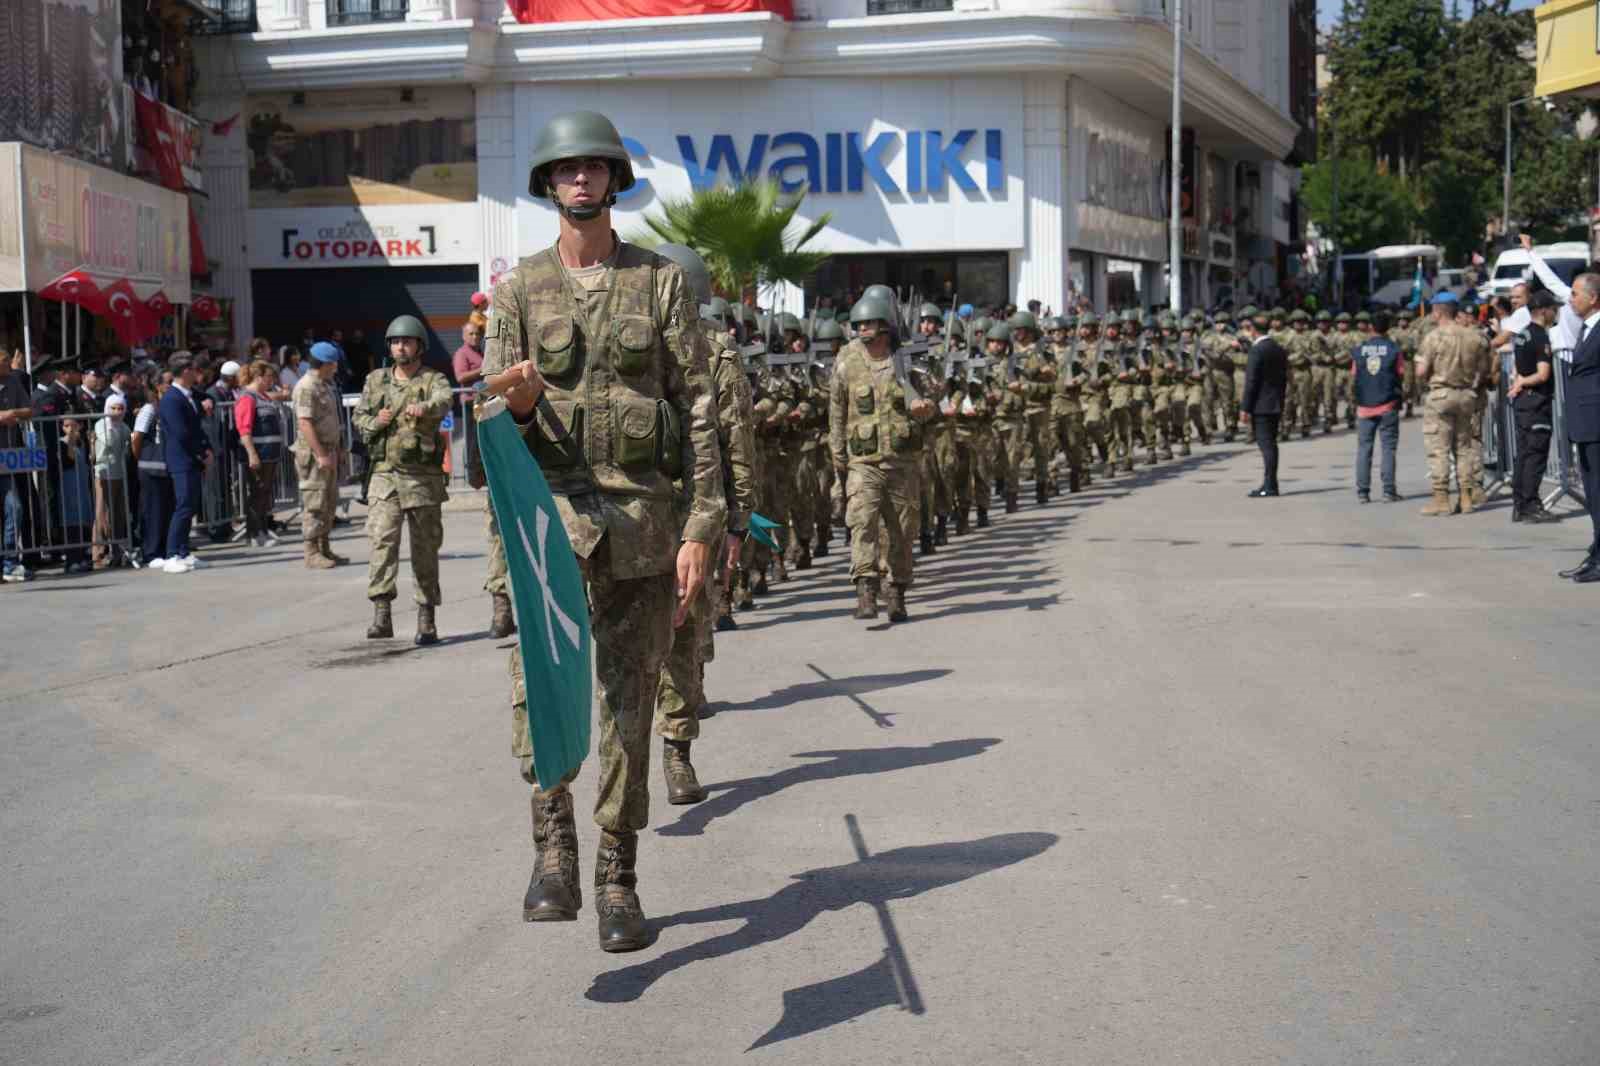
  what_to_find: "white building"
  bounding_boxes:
[195,0,1305,356]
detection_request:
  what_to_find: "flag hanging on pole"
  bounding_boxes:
[476,395,592,790]
[1411,259,1424,309]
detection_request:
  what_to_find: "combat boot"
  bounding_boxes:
[976,507,989,529]
[414,604,440,646]
[662,738,706,805]
[1035,483,1048,505]
[813,527,829,558]
[773,554,789,584]
[305,542,336,570]
[1458,490,1477,515]
[955,508,970,535]
[1005,492,1019,514]
[489,592,516,638]
[734,569,755,611]
[1178,442,1192,457]
[919,529,935,556]
[753,569,770,596]
[795,541,812,571]
[595,830,648,953]
[1419,491,1455,517]
[319,536,350,566]
[1157,446,1173,461]
[934,513,948,545]
[1118,460,1134,474]
[995,477,1006,497]
[524,788,581,922]
[885,583,909,623]
[1146,450,1159,466]
[366,600,393,639]
[1069,470,1082,494]
[853,577,879,620]
[715,580,738,631]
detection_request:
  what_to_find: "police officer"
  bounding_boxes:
[353,315,453,643]
[1507,290,1560,522]
[1351,311,1404,503]
[482,110,725,952]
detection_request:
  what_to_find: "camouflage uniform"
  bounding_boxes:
[830,339,923,591]
[353,364,453,605]
[1008,336,1056,503]
[1077,323,1112,470]
[292,371,343,560]
[657,330,756,742]
[1417,319,1492,512]
[1106,330,1137,473]
[484,241,726,831]
[1146,327,1177,460]
[1286,313,1317,436]
[1048,331,1088,488]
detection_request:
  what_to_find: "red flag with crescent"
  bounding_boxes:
[36,270,107,315]
[145,290,174,317]
[104,280,161,345]
[191,294,222,321]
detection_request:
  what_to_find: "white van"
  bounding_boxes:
[1478,242,1591,301]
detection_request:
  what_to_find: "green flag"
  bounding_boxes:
[749,511,785,552]
[477,396,592,790]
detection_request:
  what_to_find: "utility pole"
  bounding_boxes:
[1169,0,1183,314]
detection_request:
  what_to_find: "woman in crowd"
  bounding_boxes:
[278,346,307,395]
[234,360,285,547]
[93,394,132,568]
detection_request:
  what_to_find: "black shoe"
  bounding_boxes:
[1511,506,1524,523]
[1575,564,1600,584]
[1248,487,1279,498]
[1382,490,1402,503]
[1358,492,1371,504]
[714,613,737,632]
[1525,507,1558,524]
[976,508,990,529]
[1559,556,1597,579]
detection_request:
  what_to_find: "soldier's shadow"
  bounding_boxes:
[715,668,951,714]
[586,832,1059,1047]
[658,737,999,838]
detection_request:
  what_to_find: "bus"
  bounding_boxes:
[1338,245,1440,308]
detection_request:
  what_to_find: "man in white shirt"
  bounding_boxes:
[1519,234,1591,357]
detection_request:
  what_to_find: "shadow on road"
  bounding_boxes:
[713,667,950,715]
[586,830,1058,1050]
[658,737,999,838]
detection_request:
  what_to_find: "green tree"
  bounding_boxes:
[1419,160,1492,264]
[631,180,832,302]
[1301,155,1415,251]
[1324,0,1450,182]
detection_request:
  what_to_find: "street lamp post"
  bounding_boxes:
[1169,0,1183,315]
[1503,94,1545,240]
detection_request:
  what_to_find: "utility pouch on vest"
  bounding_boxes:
[850,422,879,457]
[615,398,659,471]
[537,316,579,380]
[655,398,683,479]
[530,400,585,469]
[613,315,655,377]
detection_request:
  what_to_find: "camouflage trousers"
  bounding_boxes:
[948,433,976,510]
[1007,410,1051,490]
[1082,399,1109,464]
[484,507,507,595]
[753,440,785,569]
[1134,399,1159,459]
[1317,366,1339,426]
[846,459,920,586]
[366,496,442,604]
[789,446,816,549]
[655,581,712,743]
[816,455,835,541]
[1403,360,1418,410]
[1209,371,1235,435]
[1053,408,1086,475]
[1232,368,1246,425]
[1150,387,1176,454]
[1107,405,1133,469]
[1423,386,1480,495]
[294,450,338,547]
[512,540,676,832]
[1184,386,1208,444]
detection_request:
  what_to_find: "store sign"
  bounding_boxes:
[514,79,1024,255]
[248,204,481,269]
[0,142,191,300]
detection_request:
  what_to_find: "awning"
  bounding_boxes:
[0,141,192,306]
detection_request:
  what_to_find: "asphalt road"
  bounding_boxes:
[4,424,1599,1065]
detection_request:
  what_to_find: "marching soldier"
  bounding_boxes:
[1106,316,1138,473]
[1045,315,1088,492]
[1146,314,1176,461]
[353,315,453,645]
[830,293,935,622]
[1287,309,1316,438]
[1078,313,1113,471]
[812,319,844,554]
[482,110,726,952]
[1005,311,1057,506]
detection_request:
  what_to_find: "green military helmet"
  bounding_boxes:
[385,314,427,341]
[985,323,1012,344]
[777,312,803,336]
[834,309,850,324]
[1141,313,1159,331]
[1157,312,1177,330]
[918,302,943,322]
[1289,309,1310,324]
[1008,310,1038,334]
[1238,304,1260,320]
[1063,313,1079,329]
[972,315,995,335]
[652,242,712,305]
[813,318,844,342]
[1335,311,1352,324]
[1120,309,1140,325]
[1040,315,1066,332]
[1211,310,1231,325]
[861,284,900,320]
[704,295,731,321]
[849,292,895,326]
[1079,311,1099,328]
[527,110,635,199]
[1315,309,1332,323]
[1354,311,1372,324]
[1182,312,1202,330]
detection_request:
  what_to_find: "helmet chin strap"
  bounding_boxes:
[558,192,616,223]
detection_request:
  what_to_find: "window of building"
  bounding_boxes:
[328,0,409,26]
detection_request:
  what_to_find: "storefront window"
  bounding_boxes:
[806,252,1007,312]
[1106,258,1144,311]
[1068,252,1093,312]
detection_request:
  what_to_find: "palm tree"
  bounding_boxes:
[631,180,832,304]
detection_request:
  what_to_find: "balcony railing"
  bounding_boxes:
[191,0,257,35]
[867,0,953,14]
[328,0,409,26]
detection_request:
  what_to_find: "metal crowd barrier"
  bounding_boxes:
[1548,356,1586,511]
[5,411,137,569]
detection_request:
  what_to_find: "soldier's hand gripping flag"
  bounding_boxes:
[476,395,592,790]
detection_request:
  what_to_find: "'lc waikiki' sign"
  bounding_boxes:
[613,128,1006,203]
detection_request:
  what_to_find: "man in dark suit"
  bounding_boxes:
[158,352,213,574]
[1238,305,1288,498]
[1561,272,1600,582]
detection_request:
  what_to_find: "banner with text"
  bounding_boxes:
[248,203,482,269]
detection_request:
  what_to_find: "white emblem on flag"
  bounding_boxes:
[517,508,581,664]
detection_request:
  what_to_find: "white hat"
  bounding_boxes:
[220,360,241,377]
[105,395,126,413]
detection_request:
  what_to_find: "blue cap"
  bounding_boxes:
[958,303,973,319]
[309,341,341,364]
[1430,291,1458,306]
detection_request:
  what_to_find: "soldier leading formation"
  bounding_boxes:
[326,110,1465,956]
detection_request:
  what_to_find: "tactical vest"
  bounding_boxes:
[1353,338,1402,409]
[248,394,285,463]
[137,406,167,476]
[517,244,683,497]
[843,349,922,461]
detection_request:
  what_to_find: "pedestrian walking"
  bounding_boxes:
[1351,311,1404,504]
[132,371,175,570]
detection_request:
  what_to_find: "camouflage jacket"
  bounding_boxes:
[829,339,923,466]
[483,240,726,577]
[708,333,758,533]
[352,365,453,476]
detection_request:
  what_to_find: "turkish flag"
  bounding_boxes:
[191,294,222,321]
[146,290,173,317]
[36,270,107,315]
[104,280,161,345]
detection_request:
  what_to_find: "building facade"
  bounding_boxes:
[196,0,1309,354]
